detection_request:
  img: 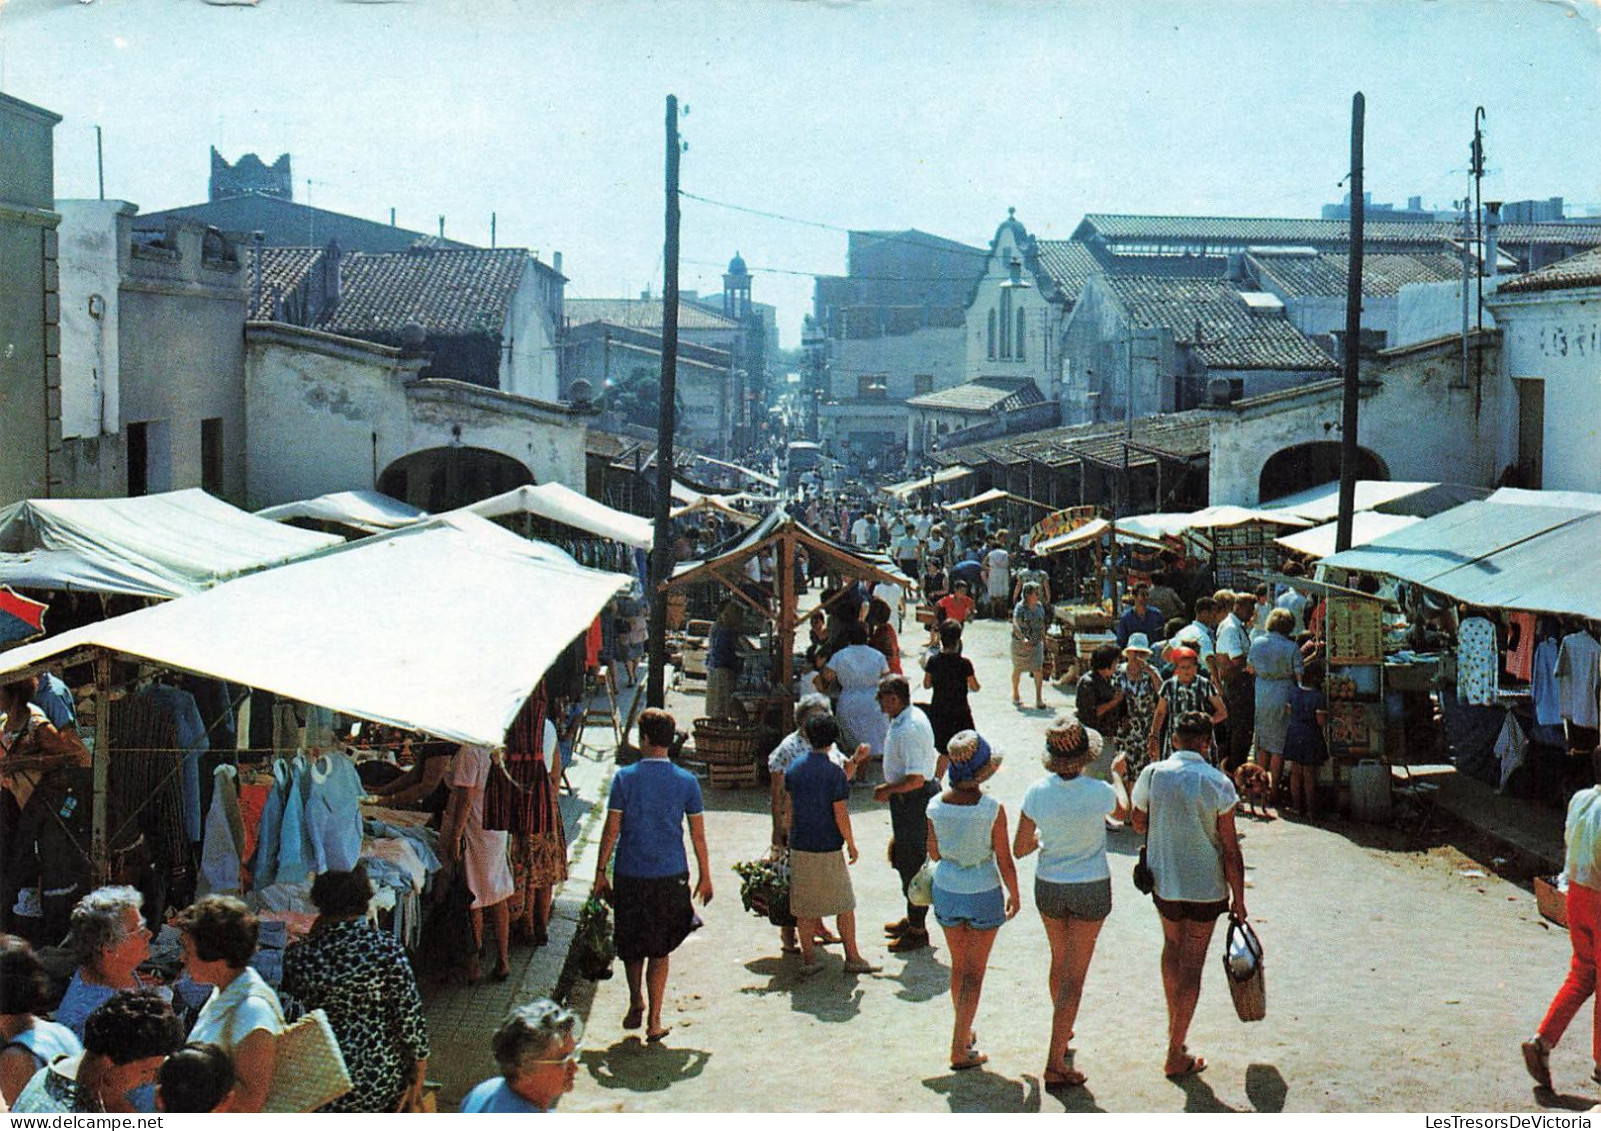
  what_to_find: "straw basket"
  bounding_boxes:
[692,718,760,789]
[1222,917,1266,1023]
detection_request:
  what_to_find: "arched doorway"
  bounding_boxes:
[378,447,533,512]
[1258,442,1387,503]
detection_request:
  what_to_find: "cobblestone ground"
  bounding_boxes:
[434,620,1592,1113]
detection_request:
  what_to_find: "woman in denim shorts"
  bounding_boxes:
[1014,716,1124,1089]
[925,731,1020,1072]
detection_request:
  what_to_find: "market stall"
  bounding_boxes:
[256,490,426,537]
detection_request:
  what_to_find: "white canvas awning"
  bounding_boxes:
[1275,513,1423,559]
[1034,518,1111,555]
[882,465,975,500]
[463,483,653,550]
[1262,480,1444,523]
[1320,500,1594,586]
[1117,505,1310,542]
[256,491,425,534]
[0,489,341,599]
[0,513,632,747]
[671,494,760,527]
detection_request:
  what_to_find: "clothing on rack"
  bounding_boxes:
[1534,636,1563,728]
[1495,711,1529,791]
[1506,612,1537,683]
[1456,616,1499,707]
[304,752,364,873]
[1556,630,1601,730]
[199,765,246,897]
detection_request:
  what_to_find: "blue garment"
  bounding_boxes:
[460,1077,546,1113]
[784,751,849,853]
[55,972,170,1041]
[304,752,364,873]
[31,674,75,729]
[1116,606,1167,648]
[2,1019,81,1071]
[275,754,313,885]
[149,684,210,844]
[708,626,740,672]
[950,559,984,593]
[1283,685,1328,766]
[608,759,703,879]
[252,758,291,889]
[1534,637,1563,728]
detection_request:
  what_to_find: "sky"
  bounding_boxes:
[3,0,1598,348]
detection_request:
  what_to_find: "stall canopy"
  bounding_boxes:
[1274,512,1423,559]
[1319,500,1594,588]
[670,493,760,528]
[0,489,341,600]
[1033,518,1111,556]
[1487,487,1601,513]
[256,490,425,534]
[1418,513,1601,620]
[0,512,632,747]
[464,482,654,550]
[1262,480,1486,523]
[882,465,975,500]
[1117,505,1310,543]
[943,488,1055,513]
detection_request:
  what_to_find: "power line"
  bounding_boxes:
[678,190,995,261]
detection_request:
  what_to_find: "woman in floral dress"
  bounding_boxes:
[1111,634,1163,803]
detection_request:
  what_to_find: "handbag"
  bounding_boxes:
[1132,846,1155,895]
[1222,915,1267,1023]
[907,859,936,907]
[263,1008,354,1113]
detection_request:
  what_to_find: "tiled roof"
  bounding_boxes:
[935,412,1213,472]
[244,245,322,320]
[318,248,530,336]
[1099,275,1339,372]
[1496,246,1601,295]
[1077,213,1601,252]
[565,297,739,332]
[1033,239,1103,304]
[906,376,1045,413]
[1248,251,1464,298]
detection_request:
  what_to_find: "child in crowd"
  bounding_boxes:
[1282,660,1328,818]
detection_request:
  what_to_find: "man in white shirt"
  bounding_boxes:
[873,674,939,953]
[851,512,876,551]
[890,525,921,579]
[1275,565,1309,635]
[1132,711,1246,1080]
[1525,773,1601,1091]
[1167,597,1220,671]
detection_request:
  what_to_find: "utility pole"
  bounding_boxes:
[646,94,682,709]
[1471,107,1487,331]
[1335,92,1365,554]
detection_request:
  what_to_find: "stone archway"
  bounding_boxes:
[1258,442,1387,503]
[378,446,533,512]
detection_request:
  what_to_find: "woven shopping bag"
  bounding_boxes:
[263,1008,354,1113]
[1222,916,1267,1023]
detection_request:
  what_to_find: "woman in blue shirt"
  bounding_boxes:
[459,1001,580,1113]
[925,732,1020,1072]
[592,709,713,1044]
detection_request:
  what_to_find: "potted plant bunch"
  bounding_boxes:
[732,854,796,927]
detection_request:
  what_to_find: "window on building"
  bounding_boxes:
[857,374,888,399]
[999,288,1013,359]
[986,310,996,359]
[914,374,933,395]
[1016,309,1027,362]
[127,421,148,497]
[201,418,224,496]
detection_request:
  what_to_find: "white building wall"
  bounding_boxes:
[55,200,127,439]
[1397,278,1500,347]
[1491,287,1601,492]
[501,266,559,403]
[831,325,965,401]
[963,226,1058,394]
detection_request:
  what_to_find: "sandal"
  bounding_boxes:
[951,1052,989,1072]
[1165,1054,1207,1080]
[1044,1067,1087,1088]
[622,1005,644,1030]
[1523,1038,1552,1089]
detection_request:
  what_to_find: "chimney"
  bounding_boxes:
[1484,201,1502,281]
[1224,252,1246,282]
[552,251,562,276]
[1408,196,1422,211]
[320,240,343,318]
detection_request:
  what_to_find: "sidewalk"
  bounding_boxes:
[1435,769,1565,875]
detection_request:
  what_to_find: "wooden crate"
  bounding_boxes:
[1536,876,1568,928]
[708,761,759,790]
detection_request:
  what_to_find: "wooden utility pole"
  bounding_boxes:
[1335,92,1365,554]
[647,95,682,708]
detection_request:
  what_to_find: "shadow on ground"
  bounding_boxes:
[1245,1063,1288,1112]
[737,956,868,1022]
[582,1040,710,1093]
[923,1068,1043,1112]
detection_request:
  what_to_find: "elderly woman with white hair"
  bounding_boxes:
[460,1000,583,1113]
[55,887,164,1042]
[925,730,1020,1072]
[1013,716,1123,1089]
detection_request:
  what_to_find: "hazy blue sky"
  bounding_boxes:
[4,0,1598,345]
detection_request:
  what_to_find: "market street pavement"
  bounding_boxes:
[554,621,1584,1112]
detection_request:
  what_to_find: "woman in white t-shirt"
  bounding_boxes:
[177,896,284,1113]
[1013,716,1123,1090]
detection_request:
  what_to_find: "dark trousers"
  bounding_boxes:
[1222,673,1255,773]
[889,783,937,931]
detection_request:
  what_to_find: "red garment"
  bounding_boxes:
[869,623,903,675]
[585,617,603,669]
[1507,611,1537,683]
[236,782,271,869]
[1539,881,1601,1063]
[938,594,975,624]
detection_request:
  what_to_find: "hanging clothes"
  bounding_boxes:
[199,765,246,896]
[1556,631,1601,730]
[1534,636,1564,728]
[147,684,210,845]
[275,754,314,887]
[251,758,289,890]
[1505,612,1537,684]
[303,752,364,874]
[1495,711,1529,792]
[1456,616,1499,707]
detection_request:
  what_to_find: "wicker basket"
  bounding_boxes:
[691,718,760,765]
